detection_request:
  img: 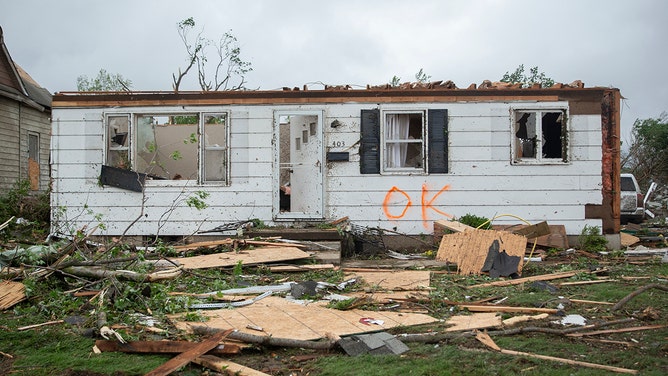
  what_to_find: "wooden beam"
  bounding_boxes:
[145,329,232,376]
[194,355,271,376]
[466,270,589,289]
[457,305,558,314]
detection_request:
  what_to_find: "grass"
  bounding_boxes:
[1,241,667,375]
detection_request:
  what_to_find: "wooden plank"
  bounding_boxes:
[169,246,311,269]
[456,305,558,314]
[620,232,640,247]
[268,264,335,273]
[466,270,587,289]
[194,354,270,376]
[494,224,568,249]
[433,219,475,233]
[436,229,527,275]
[444,312,502,331]
[170,296,438,341]
[145,330,231,376]
[509,221,551,239]
[344,270,431,291]
[94,340,241,355]
[565,324,668,337]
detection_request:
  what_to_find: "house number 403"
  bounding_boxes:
[332,141,345,147]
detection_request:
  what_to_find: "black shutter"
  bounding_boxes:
[428,109,448,173]
[360,109,380,174]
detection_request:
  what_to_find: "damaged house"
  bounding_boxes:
[0,27,52,193]
[49,81,621,240]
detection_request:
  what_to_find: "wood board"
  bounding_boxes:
[172,296,438,341]
[436,229,527,275]
[344,270,431,291]
[169,246,311,269]
[444,312,502,331]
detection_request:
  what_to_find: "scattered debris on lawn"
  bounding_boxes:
[2,216,667,375]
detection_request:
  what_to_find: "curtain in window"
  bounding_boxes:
[386,114,410,167]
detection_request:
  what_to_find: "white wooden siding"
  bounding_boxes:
[51,101,605,237]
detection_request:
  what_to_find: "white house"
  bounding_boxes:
[49,81,622,240]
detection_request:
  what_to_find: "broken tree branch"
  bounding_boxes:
[60,266,183,282]
[191,326,337,350]
[611,283,668,312]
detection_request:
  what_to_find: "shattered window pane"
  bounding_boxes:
[136,114,199,180]
[203,113,228,183]
[107,115,130,169]
[513,109,567,163]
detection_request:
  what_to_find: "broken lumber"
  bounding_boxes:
[565,324,668,337]
[456,305,558,314]
[145,329,232,376]
[611,283,668,312]
[17,320,64,331]
[169,246,311,269]
[466,269,589,289]
[94,339,241,355]
[0,280,25,310]
[268,264,335,273]
[194,354,271,376]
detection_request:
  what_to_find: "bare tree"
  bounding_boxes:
[172,17,252,92]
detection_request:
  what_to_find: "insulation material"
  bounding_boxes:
[436,229,527,275]
[172,296,438,341]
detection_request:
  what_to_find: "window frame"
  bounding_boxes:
[510,105,569,165]
[104,111,231,186]
[380,109,427,175]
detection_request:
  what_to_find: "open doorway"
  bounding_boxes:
[274,111,324,220]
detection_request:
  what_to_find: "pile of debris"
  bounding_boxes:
[1,218,667,375]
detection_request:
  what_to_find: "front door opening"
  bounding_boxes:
[275,112,323,220]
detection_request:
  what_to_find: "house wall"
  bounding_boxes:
[0,96,51,192]
[50,98,607,238]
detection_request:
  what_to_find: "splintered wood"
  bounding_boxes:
[172,296,438,341]
[169,246,311,269]
[0,281,26,310]
[436,229,527,275]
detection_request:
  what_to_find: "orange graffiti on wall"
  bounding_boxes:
[382,184,453,228]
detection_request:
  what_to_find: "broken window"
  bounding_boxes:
[202,113,229,183]
[360,109,448,174]
[107,115,130,169]
[136,114,199,180]
[105,112,230,184]
[512,109,568,164]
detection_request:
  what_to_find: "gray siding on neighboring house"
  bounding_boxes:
[0,96,51,192]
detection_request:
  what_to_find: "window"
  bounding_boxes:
[28,133,39,162]
[360,109,448,174]
[105,112,229,184]
[512,109,568,164]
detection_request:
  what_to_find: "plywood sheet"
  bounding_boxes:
[0,280,26,310]
[172,296,438,341]
[344,270,431,291]
[436,229,527,275]
[444,312,502,332]
[169,247,311,269]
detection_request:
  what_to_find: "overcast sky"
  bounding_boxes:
[1,0,666,141]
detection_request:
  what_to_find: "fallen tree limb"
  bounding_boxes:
[191,326,337,350]
[60,265,182,282]
[611,283,668,312]
[17,320,64,331]
[474,332,638,374]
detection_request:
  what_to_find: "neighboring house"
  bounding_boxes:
[0,27,52,193]
[50,81,621,239]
